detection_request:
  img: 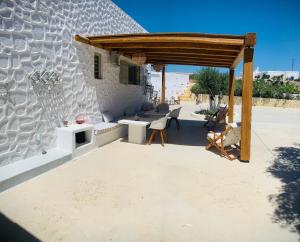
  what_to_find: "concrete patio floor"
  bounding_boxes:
[0,103,299,242]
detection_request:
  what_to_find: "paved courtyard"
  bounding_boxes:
[0,103,299,242]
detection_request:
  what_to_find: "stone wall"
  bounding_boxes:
[190,94,300,108]
[0,0,148,166]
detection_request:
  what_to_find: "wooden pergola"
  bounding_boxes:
[75,32,256,161]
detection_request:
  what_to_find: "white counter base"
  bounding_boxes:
[0,148,71,192]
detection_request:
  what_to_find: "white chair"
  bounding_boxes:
[167,107,181,130]
[206,122,241,160]
[147,114,169,146]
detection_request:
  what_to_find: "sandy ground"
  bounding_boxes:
[0,103,299,242]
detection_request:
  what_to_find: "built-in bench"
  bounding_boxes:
[93,121,127,147]
[93,102,163,147]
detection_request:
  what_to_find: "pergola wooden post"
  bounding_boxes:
[161,66,166,103]
[228,68,235,123]
[240,47,254,161]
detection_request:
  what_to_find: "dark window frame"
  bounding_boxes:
[94,53,102,79]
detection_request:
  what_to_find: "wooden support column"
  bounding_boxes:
[228,68,235,123]
[161,66,166,103]
[240,47,254,162]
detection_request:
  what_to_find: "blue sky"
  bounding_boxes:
[112,0,300,74]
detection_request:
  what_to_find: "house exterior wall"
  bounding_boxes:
[0,0,148,166]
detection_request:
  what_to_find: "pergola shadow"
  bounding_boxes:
[267,143,300,235]
[146,119,223,147]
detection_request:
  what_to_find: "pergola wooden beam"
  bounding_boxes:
[147,59,232,66]
[149,61,230,68]
[161,66,166,103]
[100,42,242,52]
[120,49,239,57]
[89,36,244,46]
[228,68,235,123]
[87,32,246,40]
[144,54,235,61]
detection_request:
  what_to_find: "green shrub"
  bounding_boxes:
[191,68,299,100]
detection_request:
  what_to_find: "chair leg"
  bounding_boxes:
[148,130,157,145]
[162,129,168,142]
[166,119,170,129]
[175,118,180,130]
[160,130,164,146]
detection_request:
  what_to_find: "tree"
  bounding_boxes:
[190,83,202,104]
[191,68,228,109]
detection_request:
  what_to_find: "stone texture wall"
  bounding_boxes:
[0,0,148,166]
[190,94,300,108]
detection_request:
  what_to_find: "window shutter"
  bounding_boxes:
[120,60,128,84]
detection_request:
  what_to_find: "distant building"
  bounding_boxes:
[150,71,190,99]
[253,67,299,81]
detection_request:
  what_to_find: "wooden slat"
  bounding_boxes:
[145,53,235,61]
[149,61,230,68]
[87,32,245,40]
[101,42,242,52]
[89,36,244,46]
[240,47,254,161]
[119,48,239,57]
[231,47,244,69]
[228,68,235,123]
[75,35,90,44]
[147,57,232,65]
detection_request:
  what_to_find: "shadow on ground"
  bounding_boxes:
[0,212,40,242]
[267,143,300,235]
[146,119,225,147]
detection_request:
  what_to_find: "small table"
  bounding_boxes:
[118,119,150,144]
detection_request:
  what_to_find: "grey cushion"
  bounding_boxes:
[102,111,114,123]
[124,106,136,116]
[141,102,154,111]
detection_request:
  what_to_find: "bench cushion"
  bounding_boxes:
[93,122,121,135]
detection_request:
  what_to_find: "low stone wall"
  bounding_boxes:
[190,94,300,108]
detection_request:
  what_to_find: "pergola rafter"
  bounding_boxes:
[74,32,256,162]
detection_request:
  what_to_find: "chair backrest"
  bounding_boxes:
[216,106,228,122]
[149,113,170,130]
[169,107,182,118]
[223,122,241,146]
[157,103,169,113]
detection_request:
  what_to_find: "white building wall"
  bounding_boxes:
[0,0,147,166]
[150,71,190,99]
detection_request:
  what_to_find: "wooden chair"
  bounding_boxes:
[204,106,228,128]
[167,107,181,130]
[206,122,241,160]
[147,115,168,146]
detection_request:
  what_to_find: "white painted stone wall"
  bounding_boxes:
[0,0,148,166]
[150,71,190,99]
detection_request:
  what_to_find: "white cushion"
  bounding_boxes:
[93,122,121,135]
[102,111,114,123]
[89,115,103,124]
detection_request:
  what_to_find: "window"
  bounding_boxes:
[94,53,102,79]
[119,60,142,85]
